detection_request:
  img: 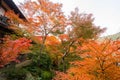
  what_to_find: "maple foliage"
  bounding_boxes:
[33,35,61,55]
[53,40,120,80]
[20,0,67,35]
[77,40,120,80]
[53,70,93,80]
[32,35,60,45]
[45,36,60,46]
[19,0,68,57]
[4,10,30,38]
[5,10,25,25]
[51,7,105,72]
[68,8,106,39]
[0,35,31,67]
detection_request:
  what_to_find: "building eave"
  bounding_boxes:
[2,0,26,20]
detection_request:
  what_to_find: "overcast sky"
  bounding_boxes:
[14,0,120,36]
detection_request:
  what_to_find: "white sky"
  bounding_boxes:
[14,0,120,36]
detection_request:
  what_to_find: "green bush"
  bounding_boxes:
[3,68,27,80]
[41,70,54,80]
[24,52,54,80]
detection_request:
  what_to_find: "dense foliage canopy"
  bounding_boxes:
[0,0,119,80]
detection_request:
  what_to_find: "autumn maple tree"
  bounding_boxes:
[0,9,32,68]
[53,39,120,80]
[0,35,31,67]
[78,40,120,80]
[19,0,67,56]
[54,8,105,72]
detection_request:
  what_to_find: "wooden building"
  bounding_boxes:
[0,0,26,41]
